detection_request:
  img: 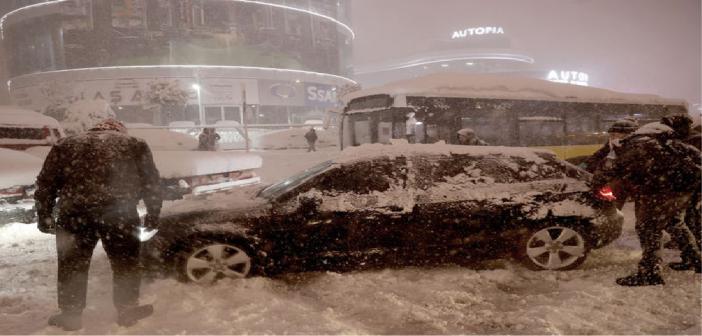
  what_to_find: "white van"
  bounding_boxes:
[0,106,65,150]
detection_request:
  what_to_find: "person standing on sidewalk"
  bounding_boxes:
[305,127,318,152]
[34,118,162,330]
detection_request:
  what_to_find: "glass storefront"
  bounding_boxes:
[4,0,353,78]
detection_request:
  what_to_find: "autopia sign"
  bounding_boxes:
[451,26,505,39]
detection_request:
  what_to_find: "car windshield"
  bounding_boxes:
[258,160,334,200]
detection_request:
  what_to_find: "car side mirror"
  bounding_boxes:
[298,194,322,215]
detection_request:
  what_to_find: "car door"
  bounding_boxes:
[270,156,410,258]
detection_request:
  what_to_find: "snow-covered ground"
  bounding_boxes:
[0,148,700,335]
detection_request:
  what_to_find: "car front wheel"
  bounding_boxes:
[520,226,589,271]
[179,239,253,284]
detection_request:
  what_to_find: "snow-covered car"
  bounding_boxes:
[0,106,64,150]
[0,148,43,224]
[143,143,624,283]
[125,127,262,198]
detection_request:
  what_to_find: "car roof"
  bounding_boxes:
[0,106,62,129]
[337,141,554,165]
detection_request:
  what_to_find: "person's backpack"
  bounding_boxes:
[613,134,700,194]
[660,138,702,192]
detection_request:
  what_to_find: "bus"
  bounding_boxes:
[339,73,688,159]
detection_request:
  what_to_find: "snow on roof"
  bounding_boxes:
[154,151,263,179]
[0,106,61,128]
[0,148,42,189]
[342,73,687,106]
[337,140,551,165]
[127,128,198,151]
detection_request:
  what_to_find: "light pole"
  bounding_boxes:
[192,83,203,125]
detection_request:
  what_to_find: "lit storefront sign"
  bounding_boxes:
[451,26,505,39]
[305,84,338,108]
[547,70,590,86]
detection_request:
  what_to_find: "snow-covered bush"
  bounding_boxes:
[146,79,189,106]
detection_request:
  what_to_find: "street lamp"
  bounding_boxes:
[192,83,203,125]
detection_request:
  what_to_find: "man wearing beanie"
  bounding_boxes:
[584,118,639,209]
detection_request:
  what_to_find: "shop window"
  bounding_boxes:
[205,106,223,125]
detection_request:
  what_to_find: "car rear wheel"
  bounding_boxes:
[520,226,589,271]
[179,239,253,284]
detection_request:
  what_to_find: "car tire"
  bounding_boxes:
[517,224,590,271]
[176,237,256,284]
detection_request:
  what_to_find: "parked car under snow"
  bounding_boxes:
[144,143,623,284]
[0,148,43,224]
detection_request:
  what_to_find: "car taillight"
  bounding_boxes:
[597,185,617,201]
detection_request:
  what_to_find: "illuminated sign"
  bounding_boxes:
[451,26,505,39]
[305,84,338,107]
[547,70,589,86]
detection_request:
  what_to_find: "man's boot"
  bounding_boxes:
[616,271,665,286]
[117,304,153,327]
[48,311,82,331]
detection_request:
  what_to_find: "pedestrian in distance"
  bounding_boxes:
[584,118,639,209]
[593,114,701,286]
[305,127,318,152]
[198,127,220,151]
[456,127,488,146]
[34,118,163,330]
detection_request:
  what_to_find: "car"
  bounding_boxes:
[0,106,64,150]
[0,148,43,225]
[143,143,624,283]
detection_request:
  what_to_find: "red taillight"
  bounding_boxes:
[597,185,617,201]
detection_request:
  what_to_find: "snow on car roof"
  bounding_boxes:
[342,73,686,106]
[336,140,552,165]
[154,151,263,179]
[0,106,62,128]
[0,148,43,189]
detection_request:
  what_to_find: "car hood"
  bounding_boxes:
[160,185,270,224]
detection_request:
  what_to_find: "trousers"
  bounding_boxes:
[635,193,700,273]
[56,208,141,313]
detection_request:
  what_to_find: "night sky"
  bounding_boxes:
[351,0,701,106]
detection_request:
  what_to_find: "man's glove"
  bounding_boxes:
[37,217,56,235]
[143,214,159,231]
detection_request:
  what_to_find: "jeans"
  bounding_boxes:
[55,208,141,313]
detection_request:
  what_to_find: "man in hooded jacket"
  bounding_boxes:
[593,114,701,286]
[34,118,162,330]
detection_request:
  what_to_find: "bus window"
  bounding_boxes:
[518,117,565,146]
[354,119,372,145]
[378,121,392,144]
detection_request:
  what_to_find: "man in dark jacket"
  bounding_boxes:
[456,127,488,146]
[305,127,318,152]
[584,118,639,209]
[593,116,701,286]
[35,119,162,330]
[661,115,702,272]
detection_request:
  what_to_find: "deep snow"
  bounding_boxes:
[0,147,700,335]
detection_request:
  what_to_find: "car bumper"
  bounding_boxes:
[590,206,624,248]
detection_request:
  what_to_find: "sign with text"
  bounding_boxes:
[547,70,590,86]
[304,83,339,108]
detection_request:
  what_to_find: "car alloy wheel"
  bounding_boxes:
[525,226,587,270]
[185,243,252,283]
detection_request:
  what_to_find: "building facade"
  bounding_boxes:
[2,0,354,126]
